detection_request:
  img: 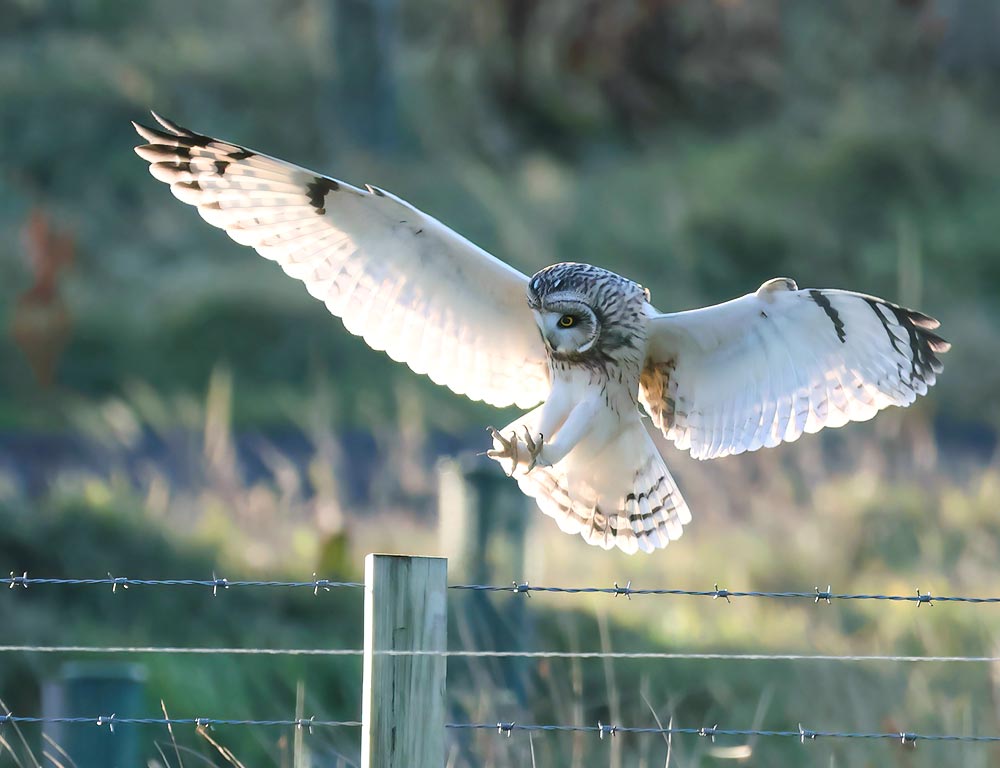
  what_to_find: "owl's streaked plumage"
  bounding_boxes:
[132,114,950,555]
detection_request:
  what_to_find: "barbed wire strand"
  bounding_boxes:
[3,646,1000,663]
[0,716,359,729]
[6,575,1000,751]
[460,722,1000,744]
[2,715,999,744]
[451,582,976,605]
[6,574,362,593]
[9,573,999,605]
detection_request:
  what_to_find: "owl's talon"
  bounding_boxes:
[522,427,545,472]
[486,426,519,477]
[487,426,545,475]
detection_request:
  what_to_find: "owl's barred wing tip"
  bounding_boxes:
[643,282,950,461]
[131,112,551,410]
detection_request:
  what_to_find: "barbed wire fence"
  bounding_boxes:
[5,562,1000,766]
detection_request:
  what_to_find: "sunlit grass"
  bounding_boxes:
[2,369,997,765]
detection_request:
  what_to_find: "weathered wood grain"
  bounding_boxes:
[361,554,447,767]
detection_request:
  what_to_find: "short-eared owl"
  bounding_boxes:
[133,114,950,554]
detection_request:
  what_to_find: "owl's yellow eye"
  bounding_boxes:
[558,315,576,328]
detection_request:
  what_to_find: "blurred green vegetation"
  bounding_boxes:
[3,389,1000,766]
[3,0,1000,765]
[0,494,365,766]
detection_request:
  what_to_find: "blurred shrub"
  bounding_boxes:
[1,0,998,428]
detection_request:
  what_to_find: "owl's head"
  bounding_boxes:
[526,263,650,360]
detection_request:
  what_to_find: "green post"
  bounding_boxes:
[42,661,147,768]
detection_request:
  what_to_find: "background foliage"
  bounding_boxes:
[2,1,1000,765]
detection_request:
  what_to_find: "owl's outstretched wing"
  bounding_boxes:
[132,113,549,409]
[640,278,950,460]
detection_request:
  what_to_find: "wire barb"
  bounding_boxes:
[296,716,315,734]
[108,573,129,593]
[613,580,632,600]
[712,584,730,604]
[511,581,532,597]
[815,585,832,604]
[497,721,515,737]
[212,574,229,597]
[900,732,918,747]
[97,713,115,733]
[698,724,719,742]
[799,723,816,743]
[916,589,933,607]
[599,721,618,739]
[9,571,27,590]
[312,574,331,596]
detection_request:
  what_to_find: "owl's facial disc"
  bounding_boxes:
[534,300,599,355]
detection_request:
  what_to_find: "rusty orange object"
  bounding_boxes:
[10,209,75,388]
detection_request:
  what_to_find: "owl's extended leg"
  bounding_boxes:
[487,393,575,475]
[533,397,601,468]
[518,389,577,470]
[535,390,573,441]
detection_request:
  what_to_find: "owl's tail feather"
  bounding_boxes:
[492,409,691,554]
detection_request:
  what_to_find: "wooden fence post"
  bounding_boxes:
[362,554,447,767]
